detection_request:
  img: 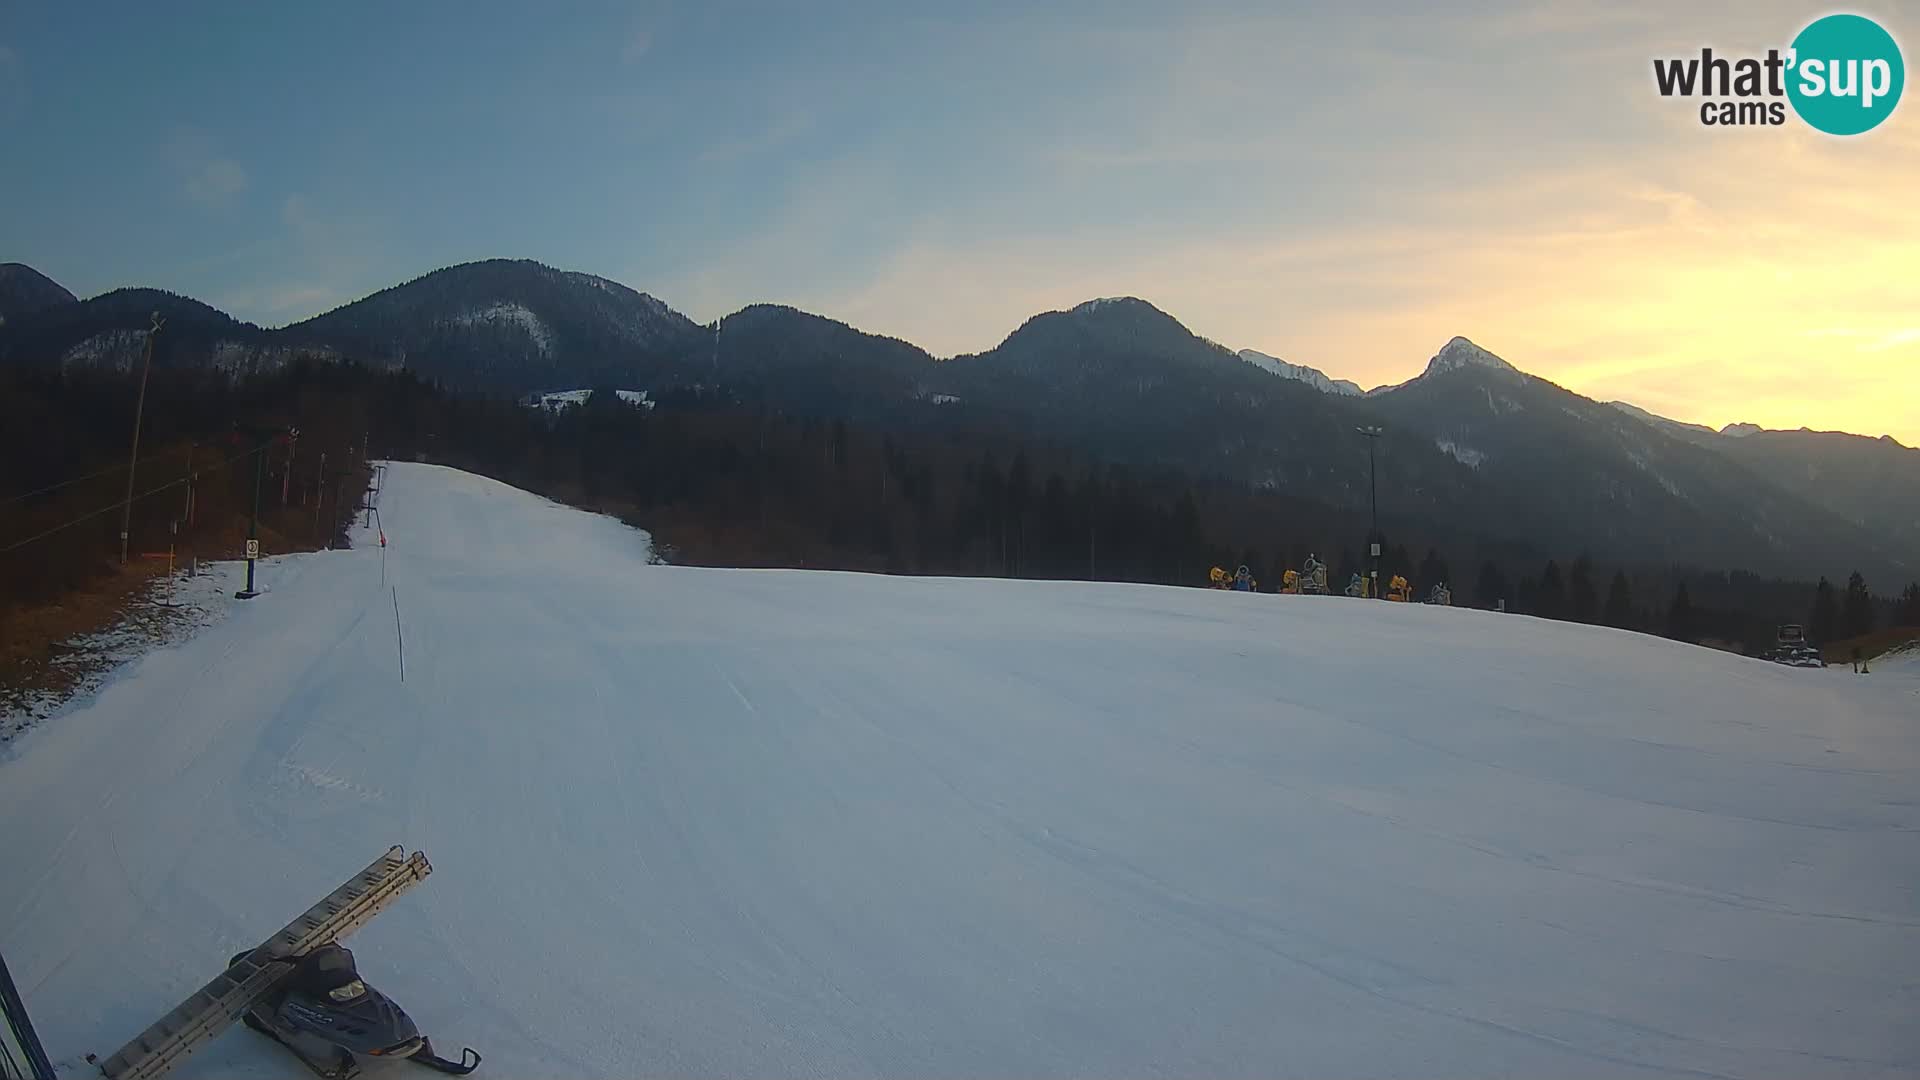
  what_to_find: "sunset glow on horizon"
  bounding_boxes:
[3,1,1914,442]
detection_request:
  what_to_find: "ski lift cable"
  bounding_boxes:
[0,442,268,558]
[0,445,193,508]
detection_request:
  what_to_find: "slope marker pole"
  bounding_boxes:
[392,585,406,682]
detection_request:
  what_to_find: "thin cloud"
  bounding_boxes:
[186,157,249,203]
[207,193,392,325]
[1865,328,1920,352]
[622,28,652,64]
[217,282,348,322]
[695,106,814,165]
[165,132,250,206]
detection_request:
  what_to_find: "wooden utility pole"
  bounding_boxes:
[313,452,327,542]
[119,312,164,564]
[181,442,195,527]
[283,428,299,506]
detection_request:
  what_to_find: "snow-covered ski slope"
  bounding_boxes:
[4,462,1917,1079]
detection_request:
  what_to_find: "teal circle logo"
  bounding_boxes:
[1787,14,1904,135]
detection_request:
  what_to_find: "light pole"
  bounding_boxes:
[119,312,164,563]
[1357,425,1382,597]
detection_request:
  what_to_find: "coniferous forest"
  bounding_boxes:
[5,359,1912,657]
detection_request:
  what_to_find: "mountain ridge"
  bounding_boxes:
[1,258,1901,444]
[1237,349,1363,396]
[1,258,1910,586]
[0,262,79,325]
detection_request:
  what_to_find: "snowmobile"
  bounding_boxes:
[228,943,480,1079]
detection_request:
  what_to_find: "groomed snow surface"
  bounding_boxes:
[4,463,1917,1079]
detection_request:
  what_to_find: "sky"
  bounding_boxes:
[2,0,1915,443]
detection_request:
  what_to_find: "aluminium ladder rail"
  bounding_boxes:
[96,846,432,1080]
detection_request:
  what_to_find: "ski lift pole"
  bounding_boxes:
[118,313,163,565]
[0,948,55,1080]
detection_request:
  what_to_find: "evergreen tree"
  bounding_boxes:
[1170,490,1201,585]
[1536,560,1567,620]
[1842,570,1875,637]
[1385,543,1413,583]
[1475,561,1509,610]
[1899,582,1920,627]
[1666,581,1693,641]
[1005,452,1031,577]
[1417,548,1450,595]
[1334,548,1362,592]
[1603,570,1633,628]
[1516,576,1538,615]
[1809,577,1838,643]
[1569,555,1597,623]
[1075,470,1101,580]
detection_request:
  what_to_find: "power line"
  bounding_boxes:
[0,442,267,558]
[0,445,190,509]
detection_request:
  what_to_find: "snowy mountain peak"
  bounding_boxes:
[451,301,554,357]
[1237,349,1362,396]
[1608,400,1718,438]
[1070,296,1155,316]
[1423,336,1520,378]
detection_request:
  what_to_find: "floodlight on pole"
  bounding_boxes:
[1357,426,1383,597]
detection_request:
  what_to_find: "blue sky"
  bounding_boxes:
[2,1,1915,440]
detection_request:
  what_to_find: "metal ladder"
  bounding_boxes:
[96,846,432,1080]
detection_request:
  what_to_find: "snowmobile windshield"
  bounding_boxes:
[328,978,369,1002]
[312,945,355,975]
[296,944,362,993]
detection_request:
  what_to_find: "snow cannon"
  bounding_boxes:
[1299,556,1329,595]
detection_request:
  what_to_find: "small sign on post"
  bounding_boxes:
[237,537,263,599]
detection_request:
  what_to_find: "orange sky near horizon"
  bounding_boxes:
[661,6,1920,446]
[807,116,1920,445]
